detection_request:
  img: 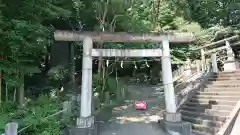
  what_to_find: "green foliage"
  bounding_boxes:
[176,0,240,29]
[47,66,69,82]
[0,95,62,135]
[0,0,73,106]
[0,0,239,134]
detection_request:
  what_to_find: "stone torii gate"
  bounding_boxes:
[54,30,194,135]
[193,35,239,72]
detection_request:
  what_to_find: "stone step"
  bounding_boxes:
[192,130,212,135]
[184,102,234,110]
[188,98,238,106]
[196,91,240,96]
[181,71,240,134]
[203,87,240,92]
[181,106,231,116]
[218,71,240,75]
[208,80,240,84]
[182,115,223,127]
[191,123,219,134]
[206,83,240,88]
[193,95,240,100]
[209,77,240,81]
[180,110,227,121]
[210,80,240,84]
[217,74,240,78]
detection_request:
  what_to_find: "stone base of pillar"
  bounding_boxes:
[224,60,236,71]
[164,121,192,135]
[69,116,97,135]
[69,127,97,135]
[162,112,192,135]
[163,112,182,122]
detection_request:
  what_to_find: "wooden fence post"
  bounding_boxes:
[4,122,18,135]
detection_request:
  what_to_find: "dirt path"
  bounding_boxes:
[99,84,167,135]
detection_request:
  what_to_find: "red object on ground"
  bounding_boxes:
[135,101,147,110]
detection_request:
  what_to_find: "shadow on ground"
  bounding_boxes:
[97,84,167,135]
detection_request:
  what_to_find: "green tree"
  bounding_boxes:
[0,0,72,106]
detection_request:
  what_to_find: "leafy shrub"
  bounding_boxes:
[0,95,63,135]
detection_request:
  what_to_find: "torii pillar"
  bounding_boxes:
[161,40,177,113]
[73,37,95,135]
[224,41,236,71]
[161,40,181,135]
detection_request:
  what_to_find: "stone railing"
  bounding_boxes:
[235,58,240,69]
[172,60,199,82]
[175,57,240,134]
[128,61,195,85]
[175,61,214,110]
[174,35,240,134]
[217,101,240,135]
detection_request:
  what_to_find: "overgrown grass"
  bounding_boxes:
[0,76,128,135]
[0,95,63,135]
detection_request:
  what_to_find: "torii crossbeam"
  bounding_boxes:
[54,30,195,43]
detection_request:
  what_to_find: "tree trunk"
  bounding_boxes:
[5,83,8,102]
[13,88,16,102]
[97,44,103,89]
[97,0,108,82]
[70,43,76,91]
[101,63,106,98]
[0,53,2,105]
[97,45,103,74]
[57,88,60,105]
[0,70,2,105]
[19,70,25,107]
[115,67,119,99]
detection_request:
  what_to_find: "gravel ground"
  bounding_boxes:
[99,84,167,135]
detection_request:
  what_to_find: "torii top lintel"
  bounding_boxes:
[54,30,195,43]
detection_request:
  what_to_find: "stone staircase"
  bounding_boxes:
[179,71,240,135]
